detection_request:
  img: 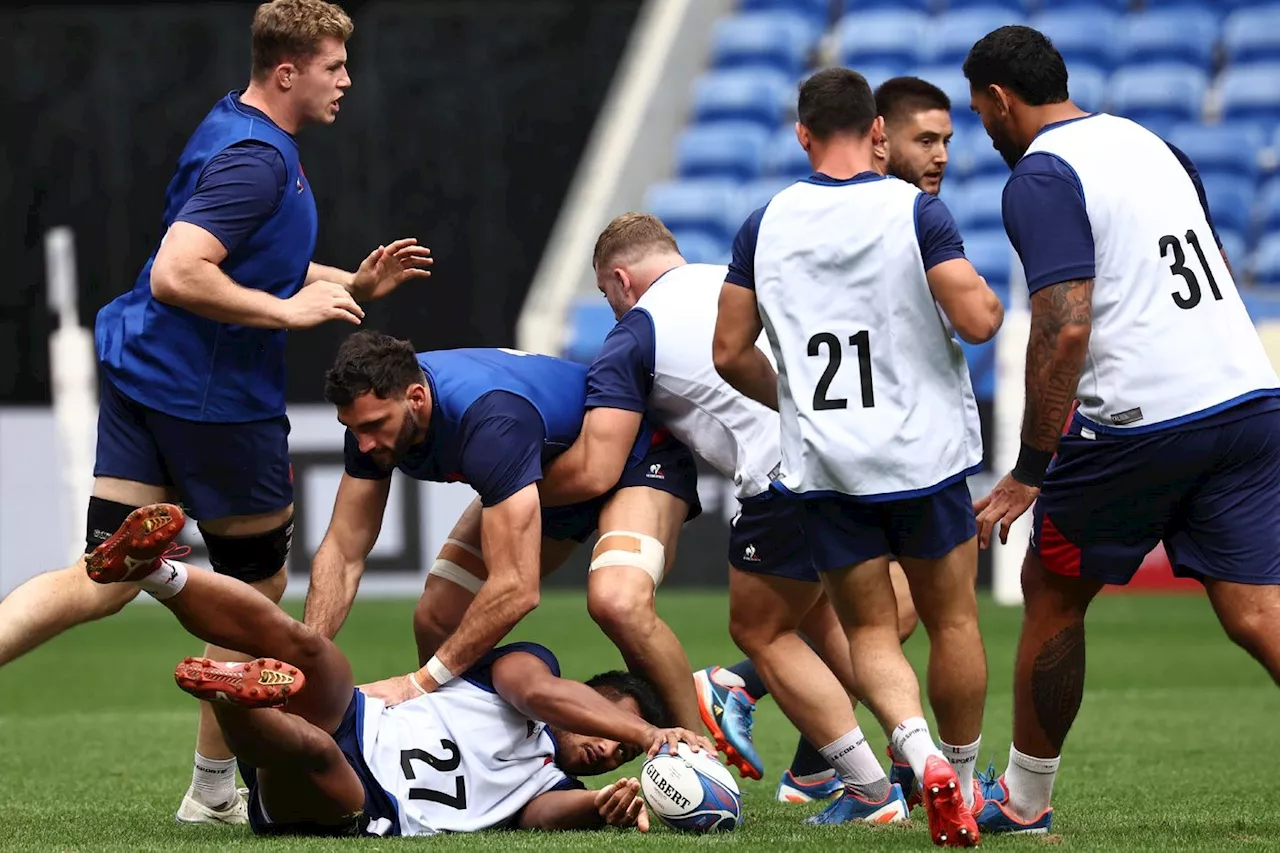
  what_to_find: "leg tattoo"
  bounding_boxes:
[1030,623,1085,752]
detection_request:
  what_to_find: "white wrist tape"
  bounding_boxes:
[408,671,428,695]
[426,655,454,686]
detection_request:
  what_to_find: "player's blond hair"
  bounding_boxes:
[251,0,354,79]
[592,213,681,271]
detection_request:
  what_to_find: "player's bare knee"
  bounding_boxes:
[896,598,920,643]
[250,567,289,603]
[586,531,666,635]
[728,613,777,659]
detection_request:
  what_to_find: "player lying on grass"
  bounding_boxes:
[304,333,704,732]
[86,502,707,838]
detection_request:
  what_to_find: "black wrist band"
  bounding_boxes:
[1011,444,1054,488]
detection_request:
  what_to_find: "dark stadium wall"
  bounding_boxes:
[0,0,643,403]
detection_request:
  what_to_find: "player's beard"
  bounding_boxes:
[886,154,923,188]
[375,407,419,470]
[990,124,1025,169]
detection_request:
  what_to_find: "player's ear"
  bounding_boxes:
[405,383,428,408]
[870,115,886,150]
[795,121,810,153]
[275,61,298,91]
[990,84,1014,117]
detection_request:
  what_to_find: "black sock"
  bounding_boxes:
[726,659,768,700]
[790,736,833,778]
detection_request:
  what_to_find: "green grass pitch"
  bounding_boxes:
[1,589,1277,851]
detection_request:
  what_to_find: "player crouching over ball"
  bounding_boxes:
[85,502,711,837]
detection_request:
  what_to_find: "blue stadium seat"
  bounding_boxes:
[644,179,741,241]
[564,299,617,364]
[1167,122,1266,179]
[692,69,794,129]
[711,12,817,75]
[1251,234,1280,286]
[956,177,1006,231]
[1200,173,1257,236]
[670,230,731,266]
[836,11,930,69]
[1109,65,1208,126]
[843,0,931,13]
[1067,65,1107,113]
[1120,9,1220,70]
[1220,64,1280,125]
[764,125,811,179]
[1037,0,1127,10]
[1032,10,1120,73]
[929,9,1027,67]
[950,131,1008,180]
[963,230,1015,286]
[1223,6,1280,65]
[1218,230,1247,268]
[677,123,771,182]
[1255,179,1280,236]
[741,0,832,29]
[730,177,797,234]
[947,0,1028,12]
[859,65,912,90]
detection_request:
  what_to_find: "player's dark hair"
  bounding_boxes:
[323,330,425,406]
[963,25,1069,106]
[587,670,672,728]
[875,77,951,126]
[797,67,877,140]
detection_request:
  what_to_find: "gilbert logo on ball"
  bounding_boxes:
[640,743,741,833]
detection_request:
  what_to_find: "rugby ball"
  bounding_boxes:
[640,742,741,832]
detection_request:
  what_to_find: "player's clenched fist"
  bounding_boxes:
[643,725,715,758]
[282,280,365,328]
[594,778,650,832]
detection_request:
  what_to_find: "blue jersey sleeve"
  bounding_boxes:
[457,391,548,507]
[725,205,767,289]
[175,141,287,256]
[461,641,561,693]
[915,193,967,271]
[1002,153,1096,294]
[585,309,656,412]
[343,430,393,480]
[1164,141,1222,248]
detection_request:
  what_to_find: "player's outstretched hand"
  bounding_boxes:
[643,726,716,758]
[973,472,1040,549]
[358,672,430,706]
[594,778,650,832]
[283,280,364,328]
[351,238,433,301]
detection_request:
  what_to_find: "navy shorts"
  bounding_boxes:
[1033,398,1280,586]
[540,439,702,543]
[93,376,293,520]
[796,478,978,573]
[242,690,400,837]
[729,491,818,582]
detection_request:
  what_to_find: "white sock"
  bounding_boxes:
[1005,745,1059,820]
[890,716,945,782]
[819,727,890,802]
[137,559,188,601]
[792,769,837,785]
[941,736,981,808]
[709,668,745,689]
[190,751,237,809]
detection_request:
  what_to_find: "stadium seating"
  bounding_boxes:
[1219,64,1280,125]
[929,9,1027,67]
[1032,9,1120,74]
[1252,234,1280,286]
[1222,6,1280,65]
[571,0,1280,381]
[676,123,771,182]
[1109,65,1208,126]
[836,11,929,70]
[1120,9,1220,70]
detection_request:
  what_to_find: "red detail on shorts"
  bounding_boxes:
[650,426,671,447]
[1038,512,1082,578]
[1062,401,1079,436]
[288,463,294,485]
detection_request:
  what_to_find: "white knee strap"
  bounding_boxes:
[427,538,485,594]
[589,531,666,587]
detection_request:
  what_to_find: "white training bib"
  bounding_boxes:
[1024,114,1279,431]
[752,176,983,498]
[631,263,782,500]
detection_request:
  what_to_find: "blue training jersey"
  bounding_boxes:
[95,91,318,423]
[345,349,654,506]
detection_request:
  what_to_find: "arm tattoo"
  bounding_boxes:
[1023,278,1093,452]
[1030,623,1086,753]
